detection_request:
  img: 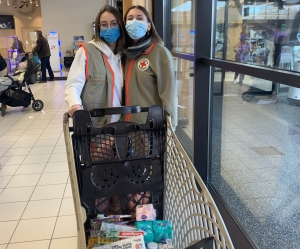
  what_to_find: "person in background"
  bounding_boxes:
[233,33,250,84]
[273,35,287,68]
[33,31,55,83]
[123,5,178,130]
[11,38,25,54]
[0,55,7,77]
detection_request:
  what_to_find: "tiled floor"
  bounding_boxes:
[0,81,76,249]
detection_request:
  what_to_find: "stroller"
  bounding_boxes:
[0,56,44,116]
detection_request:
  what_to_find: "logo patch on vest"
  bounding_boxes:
[137,58,149,71]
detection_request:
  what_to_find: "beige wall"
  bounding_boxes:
[123,0,152,17]
[40,0,107,65]
[0,3,42,57]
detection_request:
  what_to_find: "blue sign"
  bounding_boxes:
[190,30,195,35]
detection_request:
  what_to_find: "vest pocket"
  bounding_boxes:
[89,73,106,83]
[83,73,108,106]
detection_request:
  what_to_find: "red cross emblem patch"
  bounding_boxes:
[137,58,149,71]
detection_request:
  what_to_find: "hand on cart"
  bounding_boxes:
[68,104,83,117]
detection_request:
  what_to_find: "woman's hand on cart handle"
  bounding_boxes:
[68,104,83,117]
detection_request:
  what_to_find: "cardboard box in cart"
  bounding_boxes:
[63,106,234,249]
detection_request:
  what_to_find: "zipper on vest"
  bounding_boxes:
[125,59,134,121]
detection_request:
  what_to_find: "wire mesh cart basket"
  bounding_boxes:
[63,106,234,249]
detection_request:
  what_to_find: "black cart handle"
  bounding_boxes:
[89,105,142,117]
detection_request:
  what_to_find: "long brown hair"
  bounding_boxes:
[94,5,126,52]
[124,5,164,46]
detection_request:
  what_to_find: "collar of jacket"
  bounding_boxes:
[124,34,153,60]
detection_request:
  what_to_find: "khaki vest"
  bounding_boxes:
[81,43,113,127]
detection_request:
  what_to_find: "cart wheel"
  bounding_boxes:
[32,100,44,111]
[242,92,254,102]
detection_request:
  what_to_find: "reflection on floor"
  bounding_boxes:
[211,76,300,248]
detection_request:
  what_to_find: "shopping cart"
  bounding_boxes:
[63,106,234,249]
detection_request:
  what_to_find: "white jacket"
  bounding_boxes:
[64,40,123,122]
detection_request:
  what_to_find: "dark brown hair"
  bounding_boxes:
[124,5,164,46]
[36,30,43,38]
[94,5,126,52]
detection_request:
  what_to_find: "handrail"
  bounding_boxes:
[201,57,300,88]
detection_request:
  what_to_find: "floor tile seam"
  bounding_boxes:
[0,198,63,205]
[15,170,68,176]
[7,236,77,247]
[1,130,27,138]
[7,238,50,246]
[20,214,74,222]
[0,165,22,189]
[4,172,62,189]
[49,176,70,243]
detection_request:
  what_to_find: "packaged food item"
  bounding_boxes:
[152,221,173,243]
[136,204,156,221]
[108,215,132,219]
[106,230,145,238]
[109,235,146,249]
[134,221,154,244]
[87,236,99,249]
[101,222,137,232]
[147,242,158,249]
[166,239,174,249]
[98,231,120,244]
[91,218,122,230]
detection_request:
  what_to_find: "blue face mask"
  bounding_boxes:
[100,27,120,43]
[125,19,147,40]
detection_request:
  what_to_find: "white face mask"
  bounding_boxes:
[125,19,147,39]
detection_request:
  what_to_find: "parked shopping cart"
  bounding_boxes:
[63,106,234,249]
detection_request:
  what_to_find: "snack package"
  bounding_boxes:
[109,235,146,249]
[87,236,99,249]
[106,230,145,238]
[135,221,154,244]
[136,204,156,221]
[152,221,173,243]
[101,222,137,232]
[91,218,123,230]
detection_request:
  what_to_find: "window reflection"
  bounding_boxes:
[216,0,300,74]
[171,0,195,54]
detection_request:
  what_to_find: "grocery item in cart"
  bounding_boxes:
[152,221,172,243]
[136,204,156,221]
[135,221,154,244]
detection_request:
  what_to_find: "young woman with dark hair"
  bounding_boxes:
[123,5,178,130]
[64,5,126,126]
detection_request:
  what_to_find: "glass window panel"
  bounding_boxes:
[171,0,195,54]
[174,57,194,157]
[211,66,300,248]
[215,0,300,74]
